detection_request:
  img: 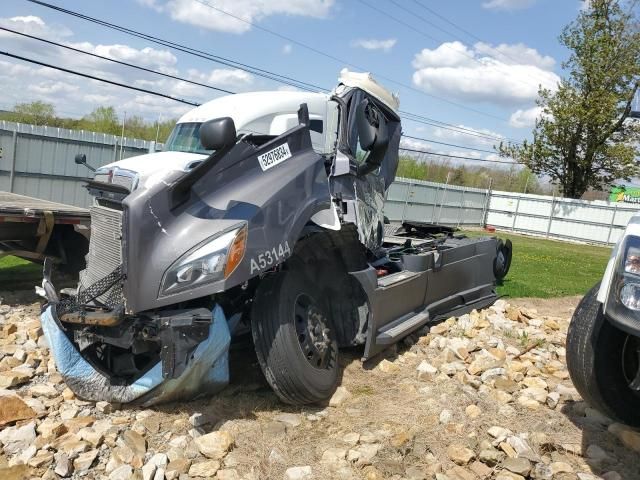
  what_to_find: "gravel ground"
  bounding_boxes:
[0,291,638,480]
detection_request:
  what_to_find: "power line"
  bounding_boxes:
[3,27,515,155]
[25,0,323,93]
[0,51,201,106]
[0,26,236,95]
[190,0,508,122]
[3,48,517,161]
[26,0,518,143]
[402,134,498,154]
[399,147,517,165]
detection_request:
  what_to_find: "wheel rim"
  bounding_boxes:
[293,293,334,370]
[621,334,640,390]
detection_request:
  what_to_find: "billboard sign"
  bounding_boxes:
[610,185,640,204]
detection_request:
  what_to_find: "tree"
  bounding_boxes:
[81,106,120,135]
[12,101,56,125]
[500,0,640,199]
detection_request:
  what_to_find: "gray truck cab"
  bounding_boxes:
[40,70,510,406]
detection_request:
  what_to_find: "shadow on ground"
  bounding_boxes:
[561,402,640,478]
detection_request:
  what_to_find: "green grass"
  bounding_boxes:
[464,230,612,298]
[0,256,42,290]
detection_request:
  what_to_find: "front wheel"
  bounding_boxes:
[251,267,339,405]
[566,282,640,426]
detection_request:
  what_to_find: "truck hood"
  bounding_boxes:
[98,151,208,190]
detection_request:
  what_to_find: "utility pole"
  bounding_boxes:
[119,111,126,160]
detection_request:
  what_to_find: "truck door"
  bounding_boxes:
[330,88,401,251]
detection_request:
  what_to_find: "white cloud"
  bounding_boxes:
[0,15,72,39]
[473,42,555,70]
[282,44,293,55]
[431,124,504,150]
[351,38,397,52]
[509,106,541,128]
[482,0,537,10]
[412,41,560,106]
[143,0,335,34]
[0,15,263,121]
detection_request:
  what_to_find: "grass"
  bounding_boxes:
[464,230,612,298]
[0,255,42,290]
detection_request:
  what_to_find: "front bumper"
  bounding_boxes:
[41,304,230,406]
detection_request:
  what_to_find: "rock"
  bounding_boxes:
[0,395,36,426]
[377,359,400,373]
[73,449,99,472]
[601,472,622,480]
[285,466,313,480]
[439,409,453,424]
[147,452,169,469]
[584,444,608,461]
[194,430,234,459]
[96,401,118,413]
[342,432,360,445]
[0,465,29,480]
[0,421,36,455]
[109,464,133,480]
[122,429,146,456]
[530,462,553,480]
[495,472,526,480]
[546,392,560,409]
[0,369,31,388]
[275,413,302,428]
[54,452,72,477]
[321,447,347,463]
[188,460,221,477]
[28,450,54,468]
[550,462,573,475]
[189,412,215,427]
[608,423,640,453]
[447,443,475,465]
[142,463,157,480]
[329,386,351,406]
[166,458,191,477]
[479,448,504,466]
[503,457,531,476]
[217,469,241,480]
[465,404,482,419]
[469,461,492,478]
[488,426,512,441]
[29,384,58,398]
[417,360,438,381]
[468,349,505,375]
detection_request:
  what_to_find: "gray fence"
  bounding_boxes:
[0,121,635,245]
[0,121,157,207]
[385,177,637,246]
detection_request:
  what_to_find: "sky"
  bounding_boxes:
[0,0,591,162]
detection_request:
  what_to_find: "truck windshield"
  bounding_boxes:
[165,122,211,155]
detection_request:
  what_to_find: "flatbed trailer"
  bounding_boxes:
[0,192,90,273]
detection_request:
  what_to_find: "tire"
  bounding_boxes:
[251,266,339,405]
[566,282,640,426]
[493,238,512,281]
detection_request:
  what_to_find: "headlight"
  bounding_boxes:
[617,236,640,310]
[160,224,247,295]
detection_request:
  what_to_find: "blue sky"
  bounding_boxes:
[0,0,588,160]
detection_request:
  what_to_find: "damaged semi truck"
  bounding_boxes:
[40,71,512,406]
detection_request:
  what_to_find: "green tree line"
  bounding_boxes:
[0,101,177,143]
[397,156,547,194]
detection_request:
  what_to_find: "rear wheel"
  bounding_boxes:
[566,282,640,426]
[251,267,339,405]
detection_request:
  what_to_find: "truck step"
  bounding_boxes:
[375,310,430,345]
[377,270,420,288]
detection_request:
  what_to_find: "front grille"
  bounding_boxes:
[79,205,124,304]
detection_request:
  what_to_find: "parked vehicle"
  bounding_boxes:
[40,71,512,406]
[567,214,640,426]
[0,192,89,273]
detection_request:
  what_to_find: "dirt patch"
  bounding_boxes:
[510,295,582,318]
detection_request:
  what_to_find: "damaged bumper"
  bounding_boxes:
[40,304,230,406]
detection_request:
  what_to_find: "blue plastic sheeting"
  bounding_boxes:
[40,305,230,406]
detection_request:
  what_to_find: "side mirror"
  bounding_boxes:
[355,99,390,176]
[356,99,377,152]
[74,153,96,172]
[199,117,237,151]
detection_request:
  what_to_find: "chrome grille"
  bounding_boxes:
[79,205,123,300]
